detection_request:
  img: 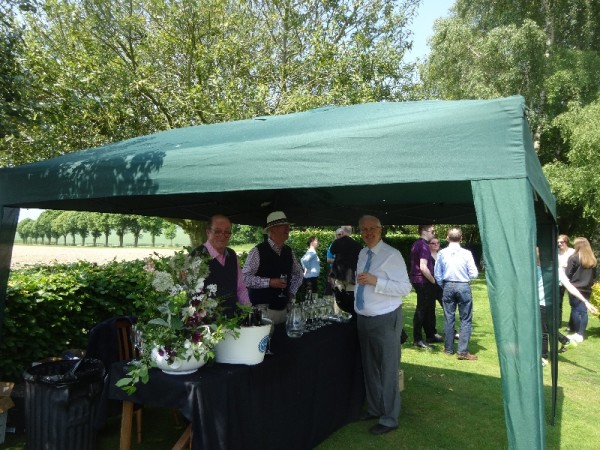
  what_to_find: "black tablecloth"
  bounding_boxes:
[106,321,364,450]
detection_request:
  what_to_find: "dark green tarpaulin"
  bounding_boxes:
[0,96,557,449]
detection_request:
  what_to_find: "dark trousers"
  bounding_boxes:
[412,282,438,341]
[303,277,318,293]
[540,305,549,359]
[569,294,589,336]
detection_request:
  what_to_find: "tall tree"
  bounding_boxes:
[1,0,39,167]
[4,0,420,242]
[421,0,600,236]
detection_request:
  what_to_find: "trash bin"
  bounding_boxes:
[23,358,105,450]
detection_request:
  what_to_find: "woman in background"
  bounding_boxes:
[564,237,598,343]
[301,236,320,293]
[557,234,575,329]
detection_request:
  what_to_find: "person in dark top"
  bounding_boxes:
[330,225,363,317]
[191,214,250,316]
[410,225,443,350]
[242,211,303,324]
[564,237,598,343]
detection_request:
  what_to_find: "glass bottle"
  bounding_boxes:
[286,299,306,338]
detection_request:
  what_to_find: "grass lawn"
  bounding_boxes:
[3,277,599,449]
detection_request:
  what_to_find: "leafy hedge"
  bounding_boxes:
[0,260,154,381]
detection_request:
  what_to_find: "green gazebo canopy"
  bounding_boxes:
[0,96,558,449]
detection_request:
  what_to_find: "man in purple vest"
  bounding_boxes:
[191,214,250,316]
[243,211,303,324]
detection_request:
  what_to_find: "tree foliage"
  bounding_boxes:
[421,0,600,237]
[2,0,420,243]
[1,0,419,168]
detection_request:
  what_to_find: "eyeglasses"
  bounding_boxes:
[429,241,439,245]
[557,241,565,244]
[360,226,381,233]
[211,229,232,236]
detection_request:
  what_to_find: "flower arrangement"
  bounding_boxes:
[117,249,249,394]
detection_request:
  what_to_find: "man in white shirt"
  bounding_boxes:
[434,228,479,360]
[354,215,412,435]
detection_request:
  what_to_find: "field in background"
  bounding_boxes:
[13,226,191,248]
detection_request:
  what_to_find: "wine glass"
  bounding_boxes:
[130,324,143,359]
[278,274,288,297]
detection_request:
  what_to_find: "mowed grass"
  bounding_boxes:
[3,277,599,450]
[317,277,600,450]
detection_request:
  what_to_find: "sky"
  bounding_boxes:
[406,0,455,62]
[16,0,454,223]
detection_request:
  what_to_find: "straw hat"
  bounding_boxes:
[264,211,290,232]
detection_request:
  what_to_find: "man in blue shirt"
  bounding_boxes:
[434,228,479,360]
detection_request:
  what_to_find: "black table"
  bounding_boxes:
[106,321,364,450]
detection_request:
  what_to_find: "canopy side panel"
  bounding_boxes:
[472,179,545,450]
[0,206,19,337]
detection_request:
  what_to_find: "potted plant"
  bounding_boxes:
[117,249,249,394]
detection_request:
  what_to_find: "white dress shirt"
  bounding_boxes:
[354,240,412,317]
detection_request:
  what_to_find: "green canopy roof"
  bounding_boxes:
[0,96,558,449]
[0,96,553,225]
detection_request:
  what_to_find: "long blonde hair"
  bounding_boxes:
[573,237,597,269]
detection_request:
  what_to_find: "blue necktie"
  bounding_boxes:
[355,250,373,310]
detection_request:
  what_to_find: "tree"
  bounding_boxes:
[0,0,36,164]
[163,222,177,247]
[3,0,420,243]
[36,209,62,244]
[544,99,600,236]
[140,216,164,247]
[421,0,600,236]
[16,218,34,244]
[58,211,81,245]
[97,213,118,247]
[128,215,144,247]
[88,212,104,246]
[113,214,134,247]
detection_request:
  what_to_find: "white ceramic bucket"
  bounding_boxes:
[151,347,207,375]
[215,321,271,365]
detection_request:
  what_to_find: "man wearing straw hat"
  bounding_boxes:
[243,211,304,324]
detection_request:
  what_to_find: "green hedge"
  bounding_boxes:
[0,260,154,380]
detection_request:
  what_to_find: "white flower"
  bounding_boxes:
[183,305,196,318]
[207,284,217,295]
[152,271,174,292]
[195,278,205,292]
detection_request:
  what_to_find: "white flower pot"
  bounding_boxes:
[151,346,207,375]
[215,321,271,365]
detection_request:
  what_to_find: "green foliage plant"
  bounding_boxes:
[0,259,153,380]
[116,250,250,394]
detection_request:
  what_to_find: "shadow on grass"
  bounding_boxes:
[318,361,565,450]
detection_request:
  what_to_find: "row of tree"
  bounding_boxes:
[2,1,600,238]
[17,210,266,247]
[17,210,178,246]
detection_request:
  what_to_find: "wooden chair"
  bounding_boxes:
[116,318,188,450]
[172,424,192,450]
[115,318,143,446]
